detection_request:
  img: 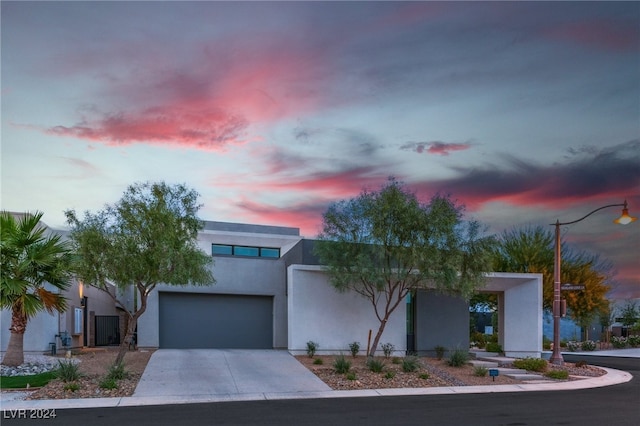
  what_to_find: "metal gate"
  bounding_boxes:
[95,316,121,346]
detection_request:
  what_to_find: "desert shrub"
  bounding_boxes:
[333,355,351,374]
[628,335,640,348]
[381,343,395,358]
[345,372,357,381]
[566,341,581,352]
[106,362,128,380]
[367,358,385,373]
[56,360,81,382]
[581,340,596,351]
[402,356,420,372]
[542,336,552,350]
[306,341,319,358]
[418,373,429,380]
[447,349,469,367]
[391,357,401,364]
[545,370,569,380]
[470,331,486,349]
[575,361,587,368]
[512,357,547,372]
[384,371,396,379]
[434,345,446,360]
[99,377,118,389]
[63,382,79,392]
[474,366,488,377]
[611,336,627,349]
[485,342,502,353]
[313,358,323,365]
[348,341,360,357]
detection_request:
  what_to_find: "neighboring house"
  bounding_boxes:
[0,215,119,355]
[137,221,543,358]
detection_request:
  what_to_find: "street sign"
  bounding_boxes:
[561,284,585,290]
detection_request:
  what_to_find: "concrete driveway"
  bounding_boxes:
[132,349,331,403]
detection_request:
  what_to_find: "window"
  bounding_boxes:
[234,246,259,257]
[260,247,280,258]
[212,244,280,259]
[212,244,233,255]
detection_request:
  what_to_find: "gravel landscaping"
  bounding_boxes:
[1,349,606,400]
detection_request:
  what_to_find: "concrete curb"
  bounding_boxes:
[1,366,632,410]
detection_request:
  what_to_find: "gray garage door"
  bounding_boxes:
[159,292,273,349]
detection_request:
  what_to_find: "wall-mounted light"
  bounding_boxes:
[78,281,85,305]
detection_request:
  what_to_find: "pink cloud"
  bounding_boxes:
[45,38,333,149]
[544,20,640,51]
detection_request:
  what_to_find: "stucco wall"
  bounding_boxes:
[287,265,407,356]
[414,290,470,356]
[137,255,288,348]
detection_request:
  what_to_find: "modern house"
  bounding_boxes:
[136,221,543,358]
[2,218,543,359]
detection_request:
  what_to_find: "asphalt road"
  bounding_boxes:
[3,356,638,426]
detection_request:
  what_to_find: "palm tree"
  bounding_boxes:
[1,211,74,366]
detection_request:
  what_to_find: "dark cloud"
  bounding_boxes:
[400,141,473,156]
[410,139,640,210]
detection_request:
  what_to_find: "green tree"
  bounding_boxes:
[65,182,214,365]
[619,300,639,329]
[315,178,495,357]
[492,226,611,331]
[1,211,74,366]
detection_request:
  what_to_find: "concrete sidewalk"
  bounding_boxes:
[1,348,636,410]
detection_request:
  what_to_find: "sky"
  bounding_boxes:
[1,1,639,299]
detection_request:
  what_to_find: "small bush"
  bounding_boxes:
[485,342,502,353]
[106,362,128,380]
[57,360,81,382]
[367,358,385,373]
[99,377,118,390]
[474,366,489,377]
[384,371,396,379]
[447,349,469,367]
[345,372,357,381]
[512,357,547,372]
[545,370,569,380]
[381,343,395,358]
[566,341,581,352]
[402,356,420,372]
[63,382,79,392]
[542,335,552,350]
[418,373,429,380]
[306,341,319,358]
[313,358,324,365]
[470,332,486,349]
[611,336,627,349]
[348,341,360,357]
[628,335,640,348]
[575,361,587,368]
[581,340,596,351]
[391,357,401,365]
[434,345,446,360]
[333,355,351,374]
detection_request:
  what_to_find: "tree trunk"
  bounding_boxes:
[2,308,28,366]
[114,315,137,365]
[368,318,389,358]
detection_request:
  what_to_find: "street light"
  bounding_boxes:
[550,201,636,365]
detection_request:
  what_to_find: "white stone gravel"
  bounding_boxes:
[1,354,79,377]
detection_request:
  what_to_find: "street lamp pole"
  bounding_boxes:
[550,201,636,365]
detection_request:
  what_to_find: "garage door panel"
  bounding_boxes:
[159,293,273,349]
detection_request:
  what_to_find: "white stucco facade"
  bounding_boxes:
[287,265,408,356]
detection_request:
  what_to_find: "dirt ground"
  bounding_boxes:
[26,347,154,400]
[11,349,605,400]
